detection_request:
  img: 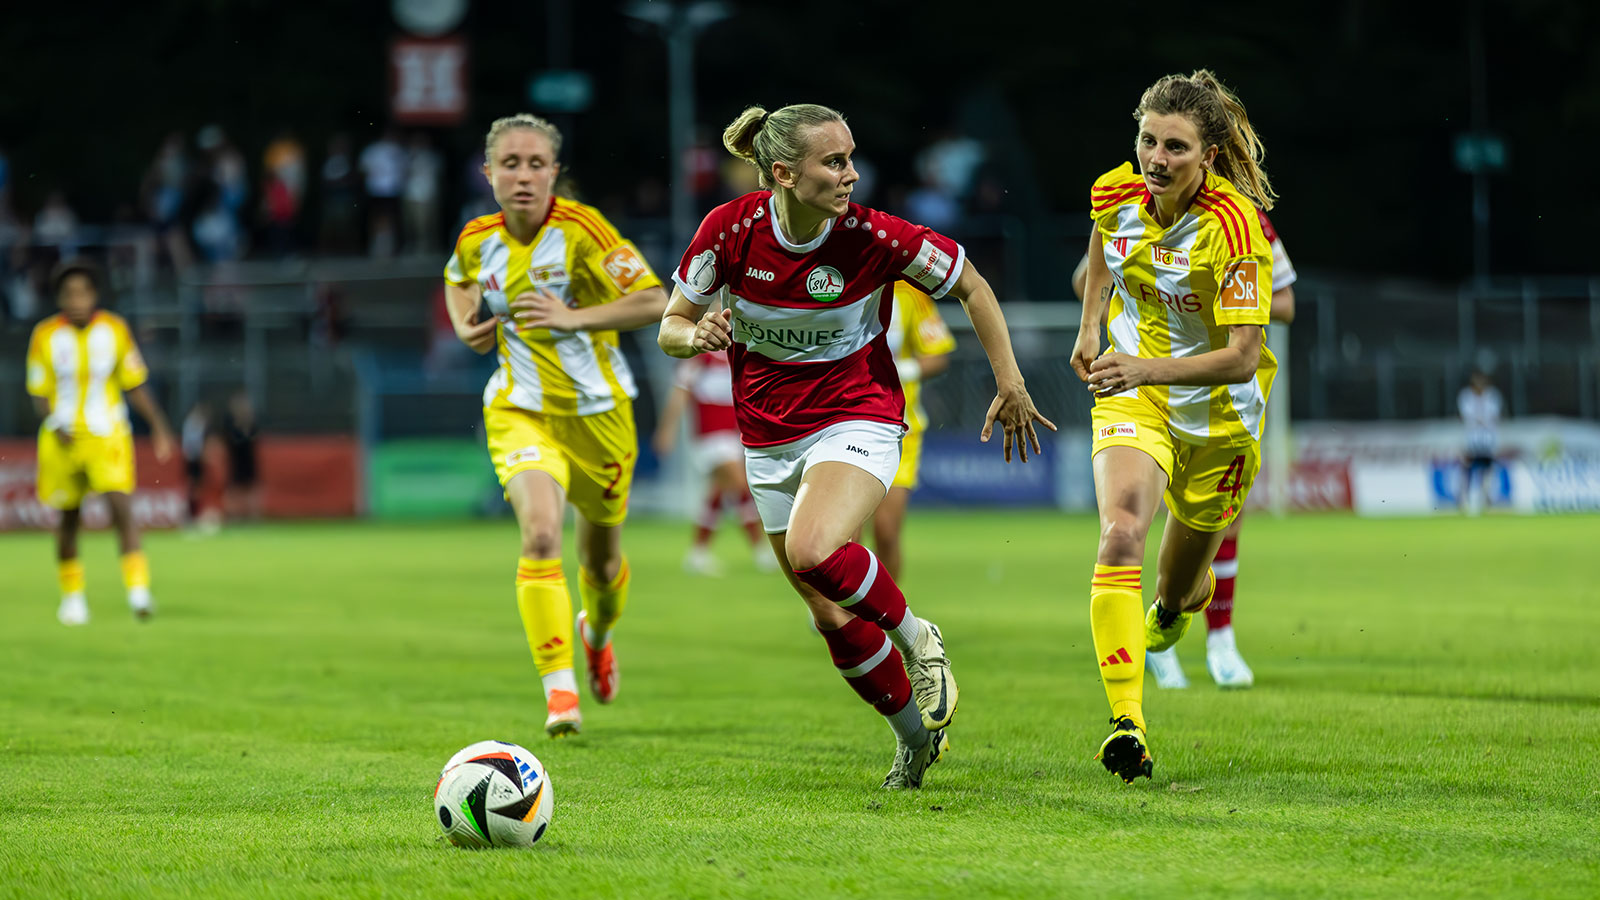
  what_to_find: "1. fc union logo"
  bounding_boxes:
[806,266,844,302]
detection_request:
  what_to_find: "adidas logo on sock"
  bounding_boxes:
[537,637,566,651]
[1101,647,1133,667]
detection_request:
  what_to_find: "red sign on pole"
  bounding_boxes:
[390,37,468,126]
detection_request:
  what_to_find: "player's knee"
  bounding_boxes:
[1097,515,1145,565]
[519,527,562,560]
[784,534,838,573]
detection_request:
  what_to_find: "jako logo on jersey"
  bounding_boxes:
[806,266,845,302]
[745,267,775,282]
[1099,422,1137,439]
[846,445,869,457]
[1151,246,1190,270]
[686,249,718,294]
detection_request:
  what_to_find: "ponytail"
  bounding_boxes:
[722,103,845,192]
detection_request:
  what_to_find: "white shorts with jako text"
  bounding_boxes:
[744,420,903,533]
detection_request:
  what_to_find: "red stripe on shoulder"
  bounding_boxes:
[1092,179,1145,194]
[1092,187,1147,211]
[549,210,608,250]
[554,201,621,248]
[455,213,504,252]
[1212,193,1255,254]
[1193,197,1239,257]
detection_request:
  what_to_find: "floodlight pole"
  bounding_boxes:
[1468,0,1489,285]
[622,0,730,249]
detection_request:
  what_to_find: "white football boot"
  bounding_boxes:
[1206,626,1255,689]
[1145,646,1189,689]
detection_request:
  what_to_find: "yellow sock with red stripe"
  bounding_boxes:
[516,558,575,687]
[1091,564,1146,730]
[59,559,85,597]
[578,558,629,648]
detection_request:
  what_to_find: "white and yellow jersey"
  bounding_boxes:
[25,310,148,437]
[1091,162,1276,445]
[445,198,662,416]
[887,283,956,436]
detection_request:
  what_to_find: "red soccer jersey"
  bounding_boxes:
[673,191,965,447]
[674,350,738,436]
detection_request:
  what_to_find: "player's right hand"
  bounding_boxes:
[692,308,733,354]
[456,309,498,354]
[1069,329,1100,383]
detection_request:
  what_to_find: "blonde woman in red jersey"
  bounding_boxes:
[659,103,1053,789]
[1071,71,1278,783]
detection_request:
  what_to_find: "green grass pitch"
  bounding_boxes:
[2,512,1596,898]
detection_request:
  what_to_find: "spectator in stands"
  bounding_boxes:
[319,134,362,254]
[198,126,249,221]
[359,127,407,257]
[34,191,80,256]
[904,171,959,233]
[1458,369,1503,516]
[403,132,443,253]
[141,132,195,271]
[914,127,986,206]
[223,389,262,522]
[192,183,246,262]
[261,130,307,257]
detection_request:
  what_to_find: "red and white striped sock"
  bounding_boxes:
[1206,536,1238,631]
[819,617,924,744]
[793,543,922,651]
[693,488,722,547]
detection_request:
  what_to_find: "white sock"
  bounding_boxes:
[582,617,609,648]
[886,613,923,655]
[885,698,929,746]
[128,586,152,610]
[541,668,578,699]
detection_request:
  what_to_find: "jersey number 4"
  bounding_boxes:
[1216,455,1247,500]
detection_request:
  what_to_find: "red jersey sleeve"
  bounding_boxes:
[673,201,740,304]
[869,210,966,300]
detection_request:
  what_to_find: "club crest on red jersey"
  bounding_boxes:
[806,266,845,302]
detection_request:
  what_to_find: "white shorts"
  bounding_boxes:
[692,430,744,473]
[744,420,903,533]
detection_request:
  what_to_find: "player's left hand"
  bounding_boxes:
[511,289,580,331]
[152,428,175,463]
[981,381,1057,464]
[1086,352,1153,398]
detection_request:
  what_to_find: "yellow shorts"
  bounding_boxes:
[1091,395,1260,532]
[37,429,136,509]
[484,402,637,527]
[891,428,923,491]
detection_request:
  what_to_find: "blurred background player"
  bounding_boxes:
[1458,368,1502,516]
[444,114,668,738]
[26,259,175,625]
[867,283,956,581]
[1075,208,1298,690]
[659,102,1053,788]
[1071,70,1277,783]
[181,400,221,534]
[652,348,775,575]
[222,389,262,523]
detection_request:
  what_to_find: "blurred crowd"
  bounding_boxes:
[0,121,1014,329]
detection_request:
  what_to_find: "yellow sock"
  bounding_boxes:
[578,557,630,646]
[516,558,574,676]
[121,551,150,590]
[59,559,85,596]
[1091,564,1146,730]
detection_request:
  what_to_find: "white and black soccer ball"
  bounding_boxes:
[434,740,553,849]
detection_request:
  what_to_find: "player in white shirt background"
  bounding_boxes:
[1457,369,1502,516]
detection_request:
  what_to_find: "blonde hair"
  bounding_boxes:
[1135,70,1276,210]
[722,103,845,191]
[484,113,563,164]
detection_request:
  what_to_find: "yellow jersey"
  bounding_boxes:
[25,311,148,437]
[1090,163,1276,445]
[445,198,662,416]
[887,283,956,436]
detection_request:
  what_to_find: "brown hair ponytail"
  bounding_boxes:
[722,103,845,191]
[1135,69,1276,210]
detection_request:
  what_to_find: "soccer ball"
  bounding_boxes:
[434,740,554,849]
